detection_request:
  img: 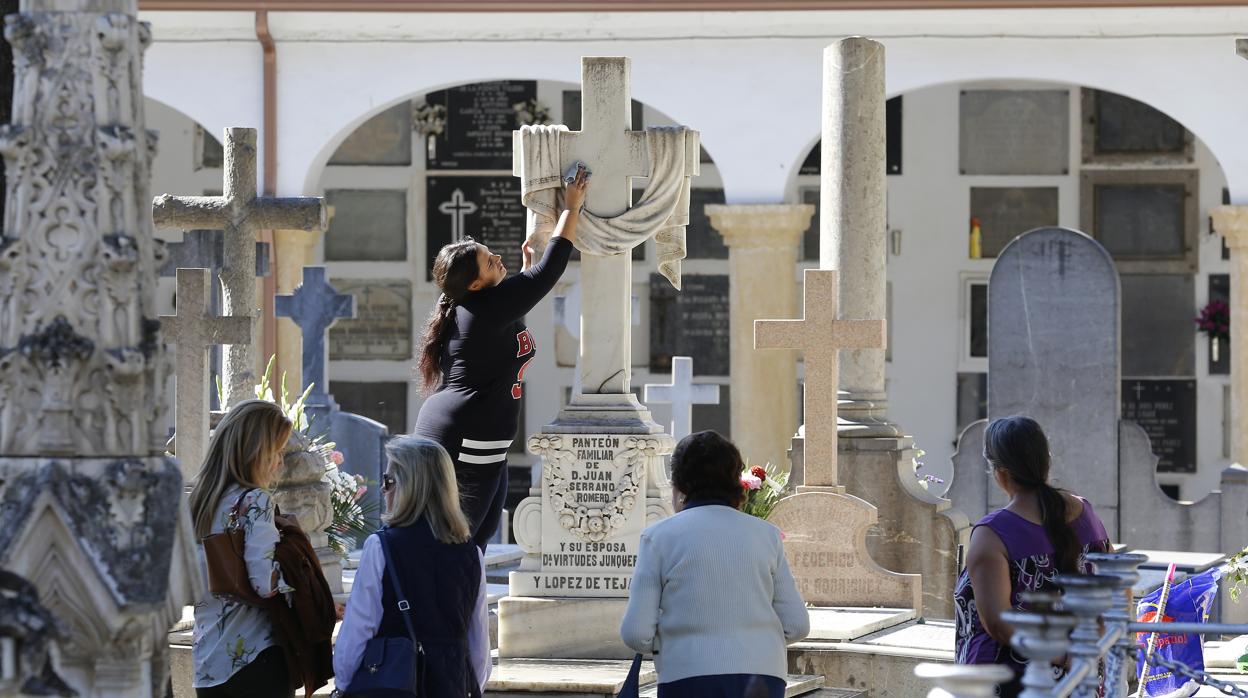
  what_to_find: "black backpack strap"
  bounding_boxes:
[376,529,420,645]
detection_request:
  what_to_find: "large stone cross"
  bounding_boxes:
[643,356,720,441]
[755,269,885,487]
[517,57,694,399]
[275,266,355,406]
[153,128,326,409]
[161,268,251,478]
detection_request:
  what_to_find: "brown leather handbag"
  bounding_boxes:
[201,488,266,606]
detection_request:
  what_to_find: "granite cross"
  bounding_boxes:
[438,188,477,242]
[643,356,720,441]
[275,266,355,407]
[515,57,697,399]
[160,268,251,479]
[153,127,326,409]
[755,269,885,487]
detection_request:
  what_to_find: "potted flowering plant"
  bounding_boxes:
[739,463,789,520]
[1195,299,1230,363]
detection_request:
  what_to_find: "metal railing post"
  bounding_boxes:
[1003,592,1076,698]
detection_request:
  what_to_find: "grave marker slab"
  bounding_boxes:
[426,176,527,279]
[328,280,413,361]
[1122,379,1197,474]
[328,101,412,166]
[768,491,921,609]
[427,81,535,170]
[323,189,407,262]
[969,187,1059,258]
[959,90,1069,176]
[649,273,729,375]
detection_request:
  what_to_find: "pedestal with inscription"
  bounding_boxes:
[498,55,696,660]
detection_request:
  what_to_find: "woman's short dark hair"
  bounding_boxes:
[670,431,745,508]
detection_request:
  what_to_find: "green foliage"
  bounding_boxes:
[740,462,789,520]
[1227,546,1248,603]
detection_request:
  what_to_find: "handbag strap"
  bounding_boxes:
[226,487,257,531]
[377,529,421,647]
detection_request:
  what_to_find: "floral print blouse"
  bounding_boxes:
[192,486,294,688]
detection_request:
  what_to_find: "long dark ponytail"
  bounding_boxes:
[418,239,480,393]
[984,416,1081,574]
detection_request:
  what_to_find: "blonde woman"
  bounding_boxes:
[334,435,490,697]
[189,399,295,698]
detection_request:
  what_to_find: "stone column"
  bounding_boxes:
[274,228,319,391]
[0,2,201,695]
[823,37,899,437]
[707,203,811,471]
[1212,206,1248,466]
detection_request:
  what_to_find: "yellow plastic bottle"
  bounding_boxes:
[969,217,983,260]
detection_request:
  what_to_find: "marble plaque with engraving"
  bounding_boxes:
[427,80,535,170]
[510,433,670,598]
[328,101,412,166]
[768,491,921,609]
[1122,379,1197,474]
[960,90,1069,175]
[324,189,408,262]
[650,273,729,375]
[328,279,413,361]
[426,175,527,280]
[970,187,1059,257]
[1081,169,1198,274]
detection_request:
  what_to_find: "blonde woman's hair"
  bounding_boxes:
[189,399,293,539]
[384,435,471,544]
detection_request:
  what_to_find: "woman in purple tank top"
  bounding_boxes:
[953,416,1111,697]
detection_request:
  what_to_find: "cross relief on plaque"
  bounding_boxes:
[755,269,886,487]
[438,188,478,243]
[643,356,720,441]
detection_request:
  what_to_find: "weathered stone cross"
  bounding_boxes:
[438,188,478,242]
[161,268,251,478]
[275,266,356,407]
[153,127,326,409]
[643,356,720,441]
[755,269,885,487]
[519,57,696,399]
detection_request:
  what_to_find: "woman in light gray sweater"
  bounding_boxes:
[620,431,810,698]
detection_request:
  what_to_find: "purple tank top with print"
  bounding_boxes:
[954,496,1111,684]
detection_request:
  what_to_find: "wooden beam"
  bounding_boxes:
[139,0,1248,11]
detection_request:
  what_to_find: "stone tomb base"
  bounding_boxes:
[485,658,841,698]
[497,596,632,659]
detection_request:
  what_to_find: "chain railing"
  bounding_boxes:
[915,552,1248,698]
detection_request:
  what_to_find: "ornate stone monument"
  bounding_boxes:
[0,2,202,694]
[498,56,697,659]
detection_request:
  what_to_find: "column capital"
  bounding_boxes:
[1212,205,1248,249]
[706,203,814,249]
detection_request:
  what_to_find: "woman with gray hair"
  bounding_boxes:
[333,435,490,697]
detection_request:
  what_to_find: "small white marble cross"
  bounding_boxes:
[161,268,251,479]
[755,269,885,487]
[438,188,478,242]
[153,127,325,409]
[643,356,720,441]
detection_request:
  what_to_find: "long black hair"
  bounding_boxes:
[984,416,1081,573]
[417,239,479,393]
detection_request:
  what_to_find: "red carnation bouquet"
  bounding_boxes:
[739,462,789,520]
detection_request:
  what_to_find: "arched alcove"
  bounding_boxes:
[791,80,1230,504]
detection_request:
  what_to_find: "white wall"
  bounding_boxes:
[137,6,1248,500]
